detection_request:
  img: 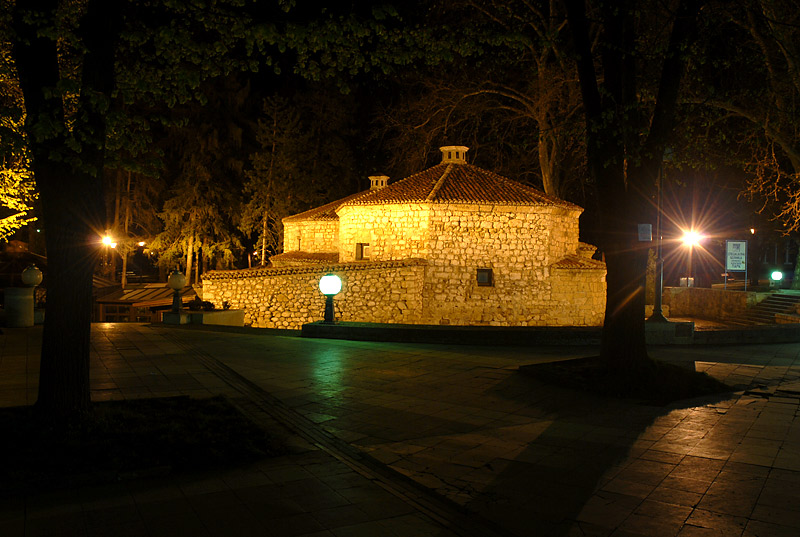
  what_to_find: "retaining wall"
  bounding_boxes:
[203,260,426,329]
[664,287,767,320]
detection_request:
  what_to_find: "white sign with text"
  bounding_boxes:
[726,240,747,271]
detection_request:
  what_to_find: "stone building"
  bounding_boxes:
[203,146,606,328]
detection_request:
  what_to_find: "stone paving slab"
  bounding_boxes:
[176,327,800,537]
[0,326,457,537]
[3,324,800,536]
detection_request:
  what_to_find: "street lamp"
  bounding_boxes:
[648,160,668,323]
[167,269,186,313]
[100,233,117,278]
[771,270,783,289]
[681,229,704,287]
[319,273,342,323]
[21,264,43,287]
[101,235,117,248]
[6,264,44,328]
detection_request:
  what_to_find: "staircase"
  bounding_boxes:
[724,290,800,326]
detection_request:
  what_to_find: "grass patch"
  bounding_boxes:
[0,395,288,496]
[519,356,732,405]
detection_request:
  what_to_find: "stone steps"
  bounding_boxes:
[723,291,800,326]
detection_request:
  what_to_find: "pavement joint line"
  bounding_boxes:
[162,330,514,537]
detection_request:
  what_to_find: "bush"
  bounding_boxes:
[187,298,215,311]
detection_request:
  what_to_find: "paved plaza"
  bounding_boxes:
[1,323,800,536]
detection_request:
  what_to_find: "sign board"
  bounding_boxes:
[726,240,747,271]
[637,224,652,242]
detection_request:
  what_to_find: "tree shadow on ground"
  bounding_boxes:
[459,365,734,536]
[0,396,288,497]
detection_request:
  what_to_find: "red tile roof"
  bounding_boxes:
[283,161,580,224]
[551,255,606,270]
[282,191,372,223]
[342,163,581,209]
[270,251,339,266]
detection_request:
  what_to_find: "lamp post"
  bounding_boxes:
[318,273,342,323]
[167,269,186,313]
[648,163,668,323]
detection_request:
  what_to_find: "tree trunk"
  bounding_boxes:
[565,0,700,366]
[538,133,559,197]
[195,245,201,285]
[121,171,132,289]
[35,162,102,417]
[13,0,121,420]
[185,234,194,285]
[261,217,268,264]
[602,245,649,364]
[121,252,128,289]
[110,170,122,282]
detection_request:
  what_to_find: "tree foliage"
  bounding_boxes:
[702,1,800,232]
[241,90,359,263]
[377,0,589,201]
[0,37,36,239]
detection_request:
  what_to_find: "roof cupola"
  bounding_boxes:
[439,146,469,164]
[369,175,389,190]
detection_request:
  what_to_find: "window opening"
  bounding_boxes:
[476,268,493,286]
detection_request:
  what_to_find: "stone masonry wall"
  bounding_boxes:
[550,267,606,326]
[418,204,597,326]
[202,260,425,329]
[337,204,430,262]
[664,287,768,320]
[213,201,604,328]
[282,220,339,253]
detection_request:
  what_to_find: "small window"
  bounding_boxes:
[476,268,493,287]
[356,243,370,260]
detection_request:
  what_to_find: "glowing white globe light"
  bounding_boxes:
[771,271,783,281]
[167,269,186,291]
[319,274,342,296]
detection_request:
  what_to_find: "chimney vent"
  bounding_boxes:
[440,146,469,164]
[369,175,389,190]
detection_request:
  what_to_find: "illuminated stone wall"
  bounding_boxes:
[550,266,607,326]
[203,256,604,328]
[336,204,431,262]
[205,203,605,327]
[337,203,580,265]
[202,259,426,329]
[419,204,587,325]
[282,220,339,254]
[333,202,602,326]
